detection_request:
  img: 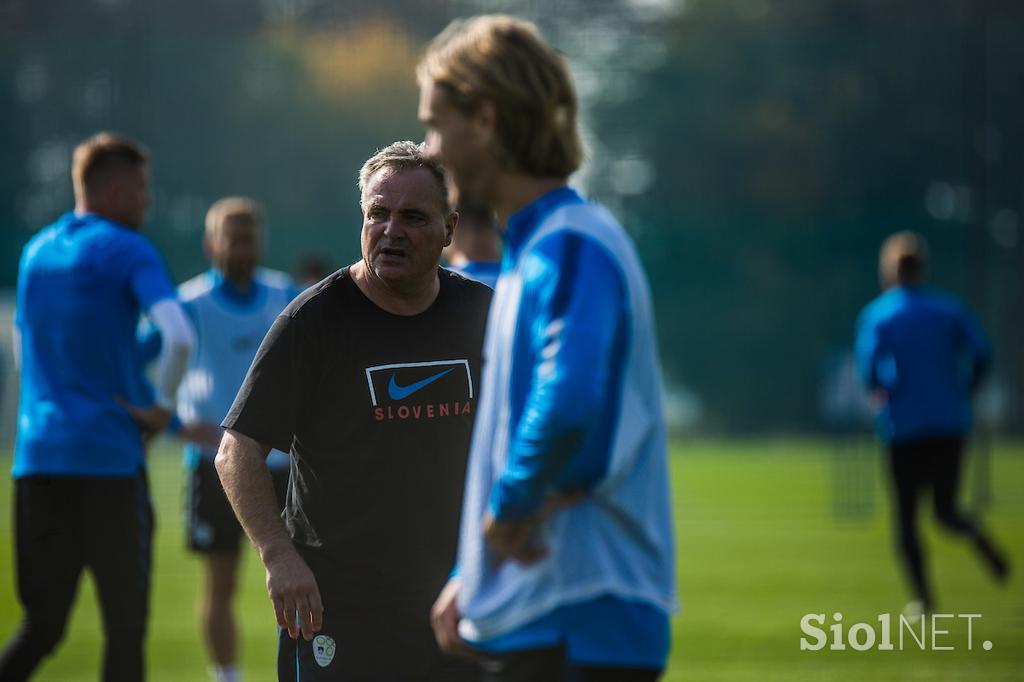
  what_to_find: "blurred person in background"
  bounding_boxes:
[293,253,333,290]
[419,15,676,681]
[443,201,501,289]
[215,141,491,681]
[168,197,296,682]
[1,132,194,681]
[855,230,1010,615]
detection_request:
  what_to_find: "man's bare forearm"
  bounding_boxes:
[215,429,292,562]
[216,428,323,640]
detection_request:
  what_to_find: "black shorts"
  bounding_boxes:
[277,602,479,682]
[7,472,153,678]
[186,457,289,554]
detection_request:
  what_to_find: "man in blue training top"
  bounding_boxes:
[419,16,676,681]
[443,201,501,289]
[174,197,297,682]
[856,230,1009,614]
[2,132,195,681]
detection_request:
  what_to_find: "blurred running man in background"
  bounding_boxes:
[1,132,194,681]
[443,201,501,289]
[173,197,295,682]
[856,230,1010,614]
[419,16,676,682]
[293,253,333,290]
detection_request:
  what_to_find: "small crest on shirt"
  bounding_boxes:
[312,634,336,667]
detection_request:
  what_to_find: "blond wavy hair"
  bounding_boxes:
[417,15,583,178]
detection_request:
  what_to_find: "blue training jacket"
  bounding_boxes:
[855,285,990,443]
[14,212,175,477]
[456,187,676,644]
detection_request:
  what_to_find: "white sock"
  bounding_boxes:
[211,665,240,682]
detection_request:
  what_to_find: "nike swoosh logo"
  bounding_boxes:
[388,368,456,401]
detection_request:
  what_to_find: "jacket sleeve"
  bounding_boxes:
[959,305,992,390]
[489,233,627,521]
[854,307,883,390]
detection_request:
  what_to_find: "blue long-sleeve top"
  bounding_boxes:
[488,187,628,521]
[458,186,673,667]
[855,285,990,443]
[14,212,176,477]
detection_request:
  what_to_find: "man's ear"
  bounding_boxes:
[444,211,458,248]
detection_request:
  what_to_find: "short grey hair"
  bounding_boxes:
[357,140,450,213]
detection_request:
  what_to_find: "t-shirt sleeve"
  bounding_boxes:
[222,311,318,453]
[120,236,176,310]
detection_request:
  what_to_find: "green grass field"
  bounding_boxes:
[1,439,1021,681]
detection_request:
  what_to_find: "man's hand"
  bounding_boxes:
[483,489,587,566]
[430,577,475,657]
[217,430,316,638]
[483,514,547,565]
[263,543,324,641]
[116,397,173,447]
[180,420,223,451]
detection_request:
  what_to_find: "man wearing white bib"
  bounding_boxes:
[419,15,676,682]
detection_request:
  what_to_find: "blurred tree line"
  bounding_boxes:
[1,0,1021,433]
[593,0,1024,432]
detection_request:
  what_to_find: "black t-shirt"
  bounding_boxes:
[223,267,492,617]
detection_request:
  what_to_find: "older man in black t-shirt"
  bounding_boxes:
[216,141,492,681]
